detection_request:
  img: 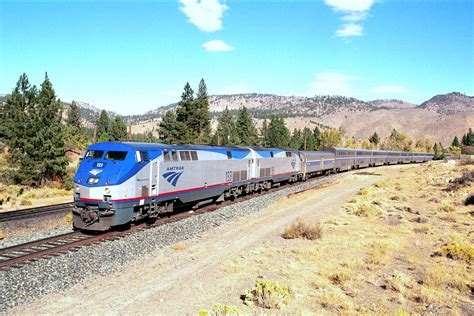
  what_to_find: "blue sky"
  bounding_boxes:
[1,0,472,115]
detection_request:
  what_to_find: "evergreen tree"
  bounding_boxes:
[2,74,36,167]
[158,111,180,144]
[66,101,82,131]
[215,107,240,145]
[466,128,474,146]
[451,135,461,148]
[18,73,68,185]
[369,132,380,146]
[313,126,322,149]
[175,82,196,144]
[259,119,269,147]
[194,79,212,144]
[267,115,290,148]
[433,143,439,160]
[96,110,110,142]
[236,106,258,146]
[289,128,303,150]
[109,117,128,141]
[302,127,316,150]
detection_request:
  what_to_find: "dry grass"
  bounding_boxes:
[64,213,73,224]
[282,221,322,240]
[211,161,472,314]
[170,242,187,251]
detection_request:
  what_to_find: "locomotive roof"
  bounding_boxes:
[88,142,252,152]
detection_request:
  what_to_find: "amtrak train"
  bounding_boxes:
[72,142,433,231]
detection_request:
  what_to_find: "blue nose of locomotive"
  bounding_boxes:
[74,142,133,186]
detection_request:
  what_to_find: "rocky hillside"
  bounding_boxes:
[418,92,473,115]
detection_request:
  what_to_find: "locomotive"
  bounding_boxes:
[72,142,433,231]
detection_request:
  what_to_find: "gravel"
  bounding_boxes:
[0,213,73,249]
[1,174,342,311]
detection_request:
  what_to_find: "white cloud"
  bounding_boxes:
[325,0,374,12]
[336,24,363,37]
[307,72,358,96]
[324,0,374,38]
[371,85,408,94]
[202,40,234,52]
[179,0,228,32]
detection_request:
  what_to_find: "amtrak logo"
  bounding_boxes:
[89,169,103,176]
[162,171,184,187]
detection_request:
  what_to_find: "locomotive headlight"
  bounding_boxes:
[87,177,100,184]
[105,188,110,194]
[75,186,80,192]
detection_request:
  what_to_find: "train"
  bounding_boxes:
[72,142,434,231]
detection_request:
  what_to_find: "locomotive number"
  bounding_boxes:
[225,171,232,182]
[96,163,104,168]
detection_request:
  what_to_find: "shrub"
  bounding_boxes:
[358,188,369,195]
[351,204,382,217]
[438,204,455,213]
[20,199,32,206]
[64,213,73,224]
[327,268,352,285]
[388,271,413,293]
[242,279,291,309]
[282,221,322,240]
[210,304,241,316]
[436,243,474,262]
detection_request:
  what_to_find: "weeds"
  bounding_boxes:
[242,279,291,309]
[199,304,242,316]
[282,221,322,240]
[351,204,382,217]
[64,213,73,224]
[436,243,474,262]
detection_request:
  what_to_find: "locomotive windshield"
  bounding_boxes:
[85,150,104,159]
[105,151,128,161]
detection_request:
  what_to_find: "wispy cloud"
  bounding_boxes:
[324,0,374,38]
[335,24,363,37]
[371,85,408,94]
[179,0,228,32]
[202,40,234,52]
[307,72,358,96]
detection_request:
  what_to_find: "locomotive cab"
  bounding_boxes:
[73,142,160,231]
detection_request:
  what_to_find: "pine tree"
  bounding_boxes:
[2,74,36,168]
[66,101,82,131]
[302,127,316,150]
[19,73,68,185]
[175,82,196,144]
[289,128,303,150]
[96,110,110,142]
[369,132,380,146]
[109,117,128,141]
[433,143,439,160]
[158,111,180,144]
[267,115,290,148]
[194,79,212,144]
[259,119,269,147]
[313,126,321,149]
[215,107,240,145]
[236,106,258,146]
[451,135,461,148]
[467,128,474,146]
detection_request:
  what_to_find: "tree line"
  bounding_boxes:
[1,73,470,187]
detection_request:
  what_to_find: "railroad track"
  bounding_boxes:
[0,176,335,270]
[0,202,74,223]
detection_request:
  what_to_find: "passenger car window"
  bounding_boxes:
[85,150,104,159]
[105,151,127,161]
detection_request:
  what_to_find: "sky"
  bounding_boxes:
[0,0,473,115]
